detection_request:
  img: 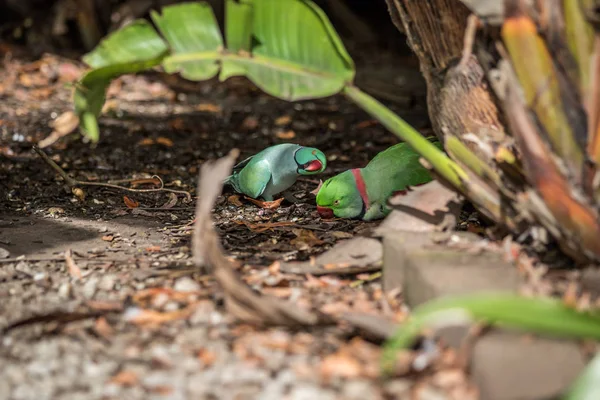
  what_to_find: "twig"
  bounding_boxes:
[32,146,192,201]
[280,262,382,276]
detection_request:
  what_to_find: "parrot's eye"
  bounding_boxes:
[333,200,340,205]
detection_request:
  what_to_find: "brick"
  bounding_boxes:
[471,330,586,400]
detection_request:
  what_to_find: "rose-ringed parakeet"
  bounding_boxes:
[316,141,442,220]
[225,143,327,201]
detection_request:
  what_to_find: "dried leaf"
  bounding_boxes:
[290,229,324,250]
[102,235,114,242]
[274,115,292,125]
[276,130,296,139]
[227,194,243,207]
[197,348,217,367]
[124,304,197,326]
[109,370,139,387]
[64,249,82,280]
[156,137,174,147]
[136,138,155,146]
[39,111,80,148]
[145,246,161,252]
[123,196,139,209]
[241,116,259,130]
[196,103,221,113]
[94,317,114,339]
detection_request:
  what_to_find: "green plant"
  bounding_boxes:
[381,292,600,375]
[73,0,469,198]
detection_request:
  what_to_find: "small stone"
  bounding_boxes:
[289,385,336,400]
[0,247,9,258]
[173,277,201,292]
[58,282,72,299]
[82,277,99,299]
[98,274,116,291]
[383,379,412,398]
[341,380,382,400]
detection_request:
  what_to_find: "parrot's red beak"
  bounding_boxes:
[304,160,323,172]
[317,206,334,219]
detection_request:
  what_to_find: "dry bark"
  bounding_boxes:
[385,0,507,154]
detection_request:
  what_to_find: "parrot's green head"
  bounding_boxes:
[294,147,327,175]
[316,170,365,219]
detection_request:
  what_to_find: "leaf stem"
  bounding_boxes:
[342,85,467,191]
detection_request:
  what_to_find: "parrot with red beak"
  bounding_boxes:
[225,143,327,201]
[315,141,441,220]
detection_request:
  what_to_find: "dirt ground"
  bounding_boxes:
[0,35,480,400]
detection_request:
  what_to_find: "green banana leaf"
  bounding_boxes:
[381,292,600,374]
[74,0,355,141]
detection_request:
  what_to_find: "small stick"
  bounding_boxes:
[32,145,192,201]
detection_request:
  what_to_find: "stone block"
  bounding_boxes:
[471,330,586,400]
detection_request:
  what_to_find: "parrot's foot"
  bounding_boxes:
[244,196,284,209]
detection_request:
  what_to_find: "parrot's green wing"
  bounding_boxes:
[237,158,272,199]
[231,154,255,174]
[363,140,443,199]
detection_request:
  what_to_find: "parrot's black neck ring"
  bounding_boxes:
[293,148,302,173]
[356,199,366,220]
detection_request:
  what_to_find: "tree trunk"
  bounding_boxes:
[385,0,507,155]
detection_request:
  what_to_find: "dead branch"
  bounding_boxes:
[192,149,333,327]
[32,145,192,201]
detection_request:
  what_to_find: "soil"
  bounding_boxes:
[0,35,476,399]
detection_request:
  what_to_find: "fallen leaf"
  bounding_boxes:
[64,249,82,280]
[355,120,379,129]
[94,317,114,339]
[241,116,259,130]
[196,103,221,113]
[109,370,138,387]
[124,304,197,326]
[290,229,324,250]
[145,245,161,252]
[228,194,243,207]
[160,192,179,209]
[148,386,173,395]
[102,235,114,242]
[197,348,217,367]
[274,115,292,125]
[244,196,284,209]
[156,137,174,147]
[320,352,362,379]
[330,231,353,239]
[137,138,155,146]
[50,111,80,135]
[39,111,80,148]
[123,196,139,209]
[132,287,203,306]
[276,130,296,139]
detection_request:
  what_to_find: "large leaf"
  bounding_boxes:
[381,292,600,374]
[74,0,355,141]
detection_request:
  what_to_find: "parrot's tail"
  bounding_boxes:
[223,173,240,192]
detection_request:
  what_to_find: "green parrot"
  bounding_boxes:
[225,143,327,201]
[316,141,442,221]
